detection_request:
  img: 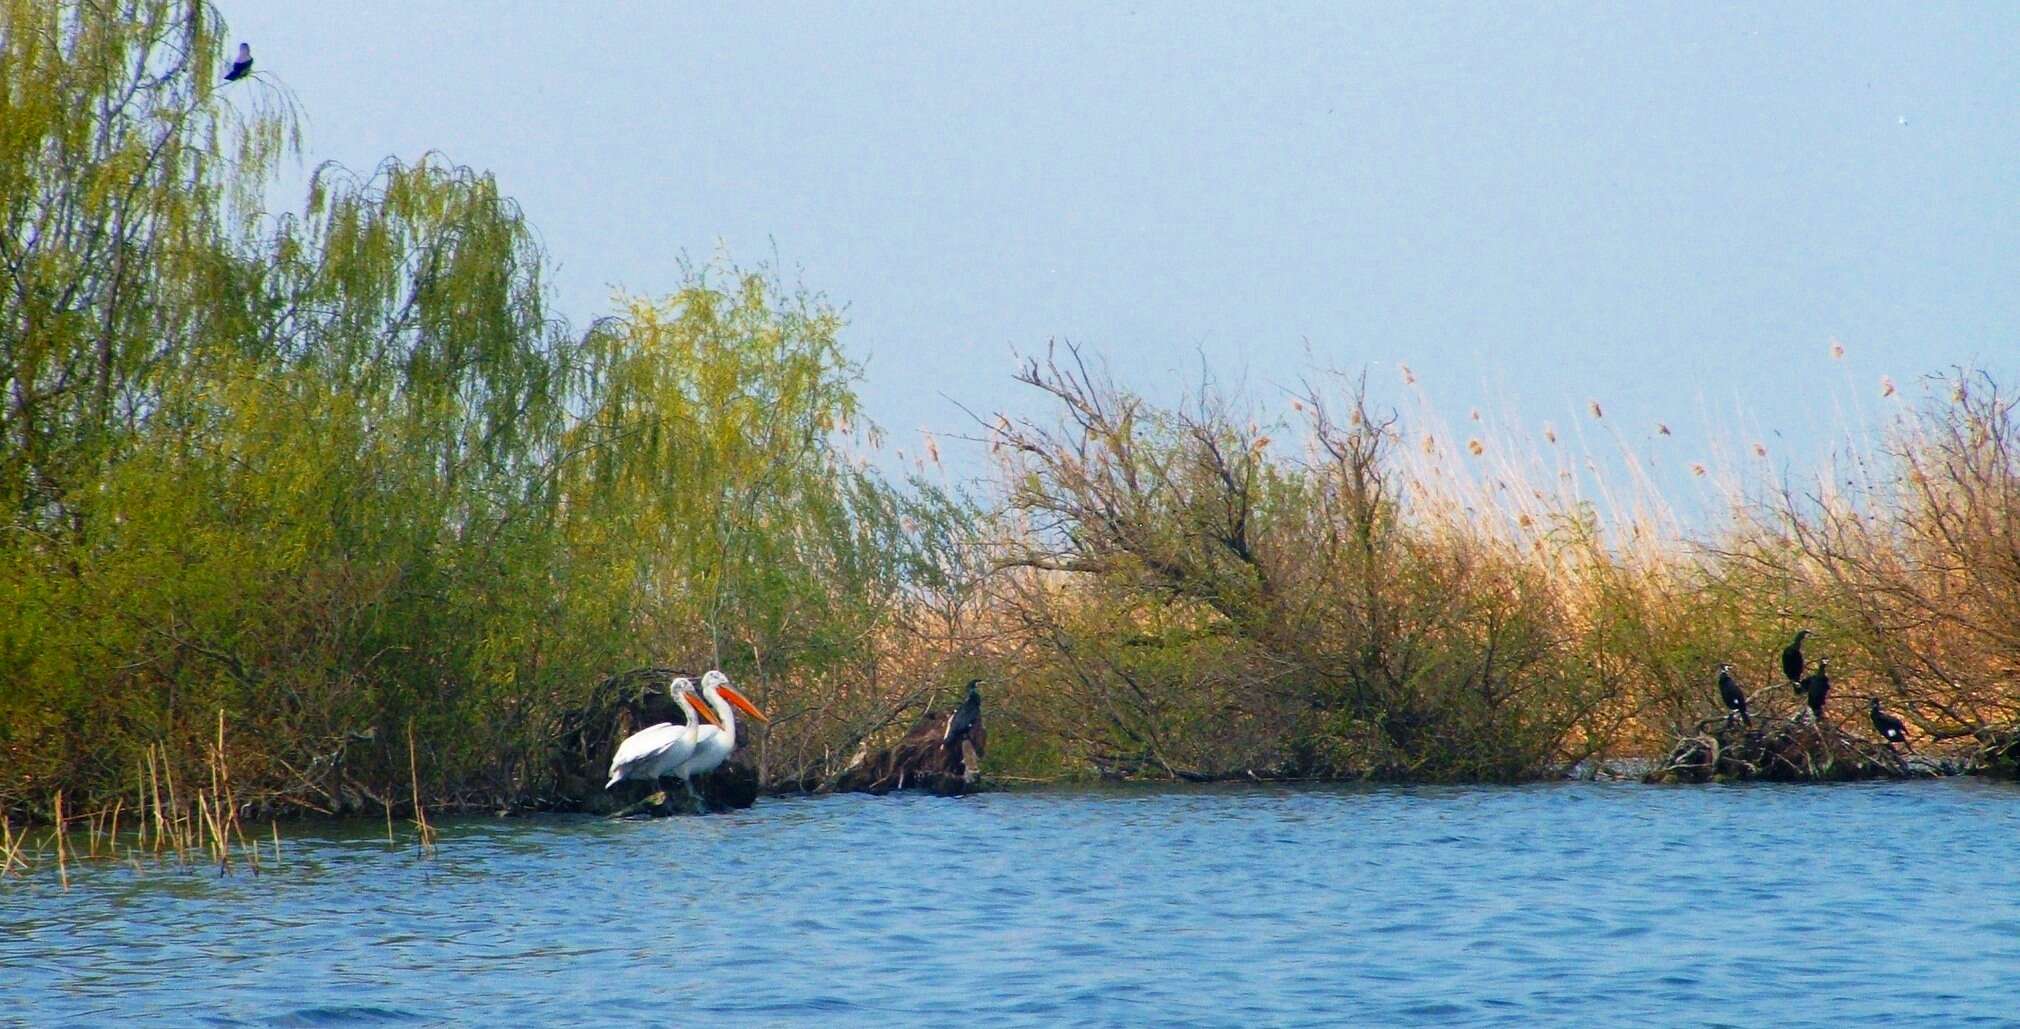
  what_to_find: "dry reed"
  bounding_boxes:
[0,713,285,883]
[408,719,437,855]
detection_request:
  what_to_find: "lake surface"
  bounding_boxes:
[4,780,2018,1026]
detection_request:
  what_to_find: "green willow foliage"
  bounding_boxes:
[1,1,957,816]
[1,0,297,530]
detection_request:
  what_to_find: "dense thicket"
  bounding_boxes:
[5,3,2017,821]
[981,348,1614,781]
[978,348,2020,781]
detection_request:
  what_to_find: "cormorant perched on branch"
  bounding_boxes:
[1781,628,1811,685]
[1717,663,1749,725]
[945,679,983,745]
[1796,659,1831,721]
[1869,698,1909,746]
[224,42,253,82]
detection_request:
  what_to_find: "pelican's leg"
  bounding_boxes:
[682,776,707,814]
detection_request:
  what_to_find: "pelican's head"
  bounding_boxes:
[1794,628,1811,642]
[1717,662,1732,675]
[702,670,770,724]
[667,677,721,726]
[237,42,251,60]
[1817,658,1829,672]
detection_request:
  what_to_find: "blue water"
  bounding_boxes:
[4,781,2018,1026]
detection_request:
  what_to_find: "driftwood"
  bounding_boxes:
[1967,727,2020,780]
[1645,715,1937,783]
[834,708,987,796]
[605,760,759,818]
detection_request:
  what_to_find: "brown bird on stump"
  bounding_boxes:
[943,679,984,778]
[944,679,983,746]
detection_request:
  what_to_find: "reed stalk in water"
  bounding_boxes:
[408,719,437,855]
[0,713,287,881]
[52,791,69,890]
[0,815,24,877]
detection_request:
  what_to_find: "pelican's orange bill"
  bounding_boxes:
[718,685,770,723]
[688,695,723,728]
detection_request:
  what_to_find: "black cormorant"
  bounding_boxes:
[1797,659,1831,721]
[1781,628,1811,685]
[1717,664,1749,725]
[944,679,983,745]
[224,42,253,82]
[1869,698,1908,746]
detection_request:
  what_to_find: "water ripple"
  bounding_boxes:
[4,780,2018,1024]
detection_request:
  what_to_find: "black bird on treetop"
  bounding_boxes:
[1781,628,1811,685]
[224,42,253,82]
[1717,663,1749,725]
[1869,698,1909,746]
[1797,659,1831,721]
[944,679,983,745]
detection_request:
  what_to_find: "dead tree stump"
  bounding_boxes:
[1645,715,1933,783]
[1968,727,2020,780]
[604,760,759,817]
[835,709,987,796]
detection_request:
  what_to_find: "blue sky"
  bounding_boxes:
[227,1,2018,494]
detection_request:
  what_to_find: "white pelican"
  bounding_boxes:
[673,670,770,795]
[606,678,721,800]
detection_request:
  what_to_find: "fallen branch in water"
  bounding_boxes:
[1646,714,1941,783]
[1967,726,2020,779]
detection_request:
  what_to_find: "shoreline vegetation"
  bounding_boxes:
[5,3,2019,837]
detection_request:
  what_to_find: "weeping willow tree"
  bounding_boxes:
[3,0,304,805]
[0,1,971,819]
[0,0,297,533]
[557,277,985,785]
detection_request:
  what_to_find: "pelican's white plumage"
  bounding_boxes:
[605,678,714,790]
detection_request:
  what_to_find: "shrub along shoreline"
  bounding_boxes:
[4,2,2017,826]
